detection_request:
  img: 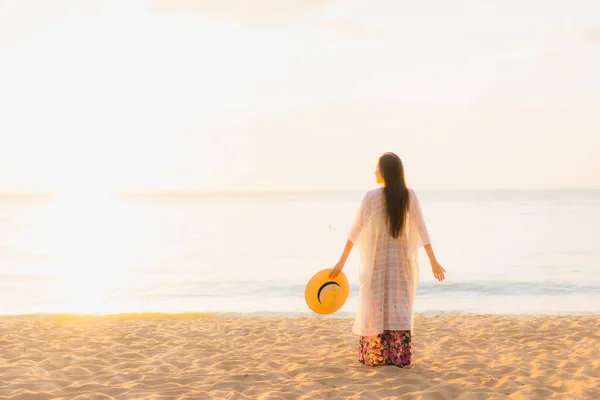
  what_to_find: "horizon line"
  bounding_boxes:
[0,187,599,197]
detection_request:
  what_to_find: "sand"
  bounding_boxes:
[0,314,598,400]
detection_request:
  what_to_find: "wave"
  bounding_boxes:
[417,281,600,296]
[133,280,600,299]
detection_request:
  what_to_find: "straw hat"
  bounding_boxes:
[305,269,350,315]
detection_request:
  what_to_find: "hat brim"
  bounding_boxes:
[305,269,350,315]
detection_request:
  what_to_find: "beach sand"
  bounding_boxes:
[0,315,598,399]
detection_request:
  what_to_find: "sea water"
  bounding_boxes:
[0,190,598,316]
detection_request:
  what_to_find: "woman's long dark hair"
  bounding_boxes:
[379,152,409,238]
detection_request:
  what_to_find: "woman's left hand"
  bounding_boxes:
[329,261,345,279]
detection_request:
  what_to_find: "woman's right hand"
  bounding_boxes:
[431,260,446,281]
[329,261,345,279]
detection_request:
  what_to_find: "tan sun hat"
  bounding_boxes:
[305,269,350,315]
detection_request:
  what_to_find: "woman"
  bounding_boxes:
[329,152,446,367]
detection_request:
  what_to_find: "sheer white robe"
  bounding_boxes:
[349,188,430,337]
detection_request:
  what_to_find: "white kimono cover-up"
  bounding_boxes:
[349,188,430,337]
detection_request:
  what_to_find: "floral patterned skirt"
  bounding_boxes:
[358,330,411,367]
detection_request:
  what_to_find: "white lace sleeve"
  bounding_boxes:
[409,189,431,247]
[348,193,370,244]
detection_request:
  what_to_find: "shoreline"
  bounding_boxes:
[1,310,598,320]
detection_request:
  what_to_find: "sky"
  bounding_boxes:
[0,0,599,195]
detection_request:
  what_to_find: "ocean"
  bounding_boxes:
[0,190,598,317]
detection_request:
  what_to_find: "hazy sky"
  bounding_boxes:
[0,0,599,194]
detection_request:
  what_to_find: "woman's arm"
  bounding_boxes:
[338,239,354,265]
[330,194,368,279]
[409,190,446,281]
[424,243,436,263]
[424,243,446,281]
[329,239,354,278]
